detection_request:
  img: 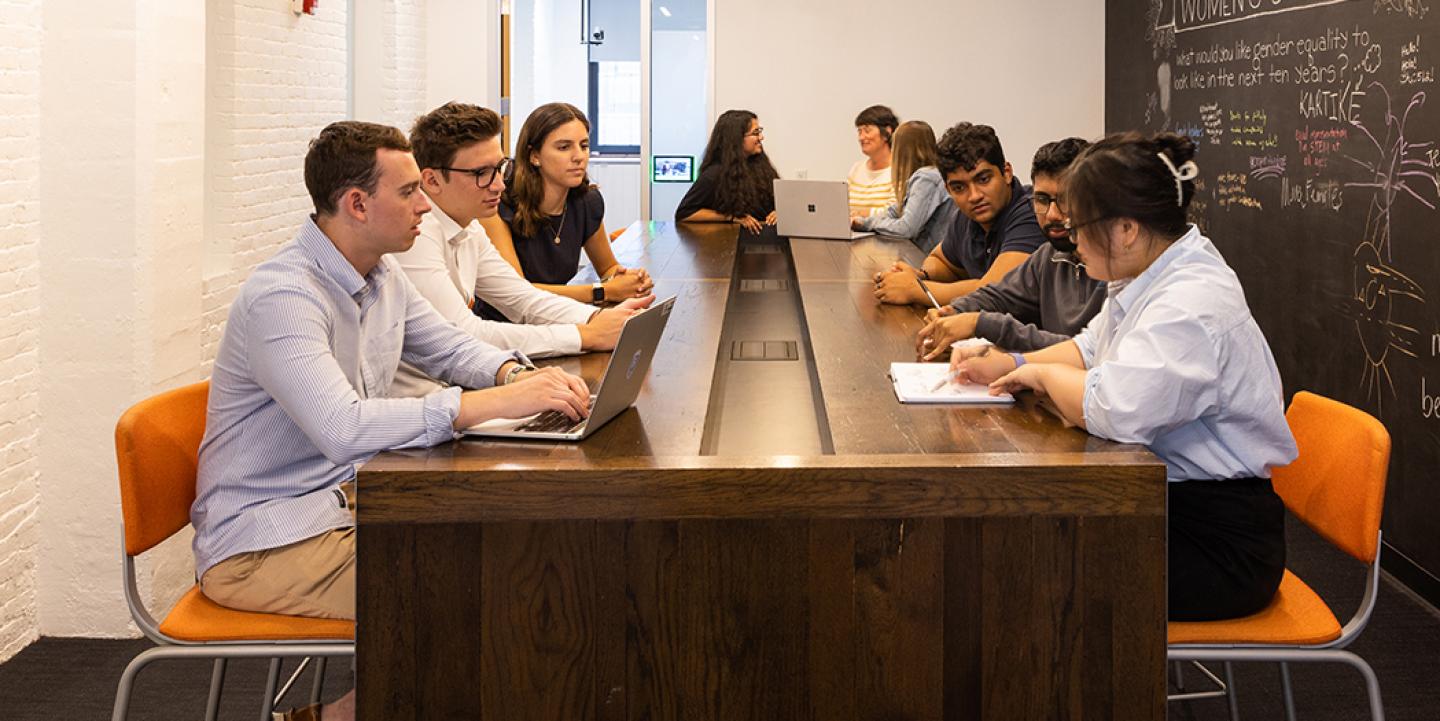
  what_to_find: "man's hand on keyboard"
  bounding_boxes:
[455,367,591,429]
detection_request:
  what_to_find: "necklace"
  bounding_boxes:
[550,201,567,245]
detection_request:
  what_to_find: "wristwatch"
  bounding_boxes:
[502,362,533,385]
[1009,352,1027,368]
[592,281,606,304]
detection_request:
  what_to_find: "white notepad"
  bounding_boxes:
[888,362,1015,404]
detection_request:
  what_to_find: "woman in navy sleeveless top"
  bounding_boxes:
[479,103,651,319]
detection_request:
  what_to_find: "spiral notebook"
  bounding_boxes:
[888,362,1015,404]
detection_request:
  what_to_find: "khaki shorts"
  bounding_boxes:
[200,484,356,621]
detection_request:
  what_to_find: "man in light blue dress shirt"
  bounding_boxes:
[190,121,592,721]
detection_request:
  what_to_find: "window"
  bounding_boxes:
[590,60,641,153]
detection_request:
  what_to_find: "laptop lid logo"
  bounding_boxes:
[626,349,644,380]
[807,204,816,212]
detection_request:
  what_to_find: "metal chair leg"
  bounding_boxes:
[1223,662,1241,721]
[261,658,283,721]
[274,657,312,707]
[1337,650,1386,721]
[310,656,328,705]
[205,658,227,721]
[1279,662,1297,721]
[111,652,149,721]
[1173,660,1186,691]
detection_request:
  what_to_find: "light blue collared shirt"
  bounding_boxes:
[191,218,522,576]
[1072,225,1297,482]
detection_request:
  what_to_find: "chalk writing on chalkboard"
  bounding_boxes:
[1142,0,1440,415]
[1374,0,1430,21]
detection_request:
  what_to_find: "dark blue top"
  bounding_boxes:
[498,189,606,285]
[477,188,606,323]
[938,178,1044,279]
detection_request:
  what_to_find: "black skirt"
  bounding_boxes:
[1168,477,1286,622]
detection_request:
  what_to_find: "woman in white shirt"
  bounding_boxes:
[847,105,898,216]
[951,131,1298,621]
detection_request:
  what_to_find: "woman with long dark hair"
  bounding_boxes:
[480,102,652,308]
[950,131,1297,622]
[675,109,780,234]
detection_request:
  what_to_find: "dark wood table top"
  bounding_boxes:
[789,234,925,283]
[361,223,1164,522]
[788,236,1148,458]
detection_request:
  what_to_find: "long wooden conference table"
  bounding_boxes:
[356,222,1167,720]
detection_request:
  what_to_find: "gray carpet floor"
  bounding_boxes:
[2,514,1437,720]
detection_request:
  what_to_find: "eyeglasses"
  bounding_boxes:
[1062,216,1110,237]
[1031,192,1067,214]
[745,127,765,138]
[436,158,511,189]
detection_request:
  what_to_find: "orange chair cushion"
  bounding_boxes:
[1168,569,1341,646]
[158,586,355,642]
[116,381,210,556]
[1271,391,1390,564]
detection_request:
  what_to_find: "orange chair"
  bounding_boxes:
[1168,391,1390,720]
[112,381,354,721]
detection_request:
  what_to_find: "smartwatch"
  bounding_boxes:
[1009,352,1027,369]
[592,281,606,304]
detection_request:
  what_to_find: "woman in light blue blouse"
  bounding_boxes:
[850,120,956,253]
[950,131,1298,621]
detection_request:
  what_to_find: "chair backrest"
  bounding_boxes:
[1271,391,1390,564]
[114,381,210,557]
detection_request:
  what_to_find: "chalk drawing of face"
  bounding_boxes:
[1344,83,1433,413]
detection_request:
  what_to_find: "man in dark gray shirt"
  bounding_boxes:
[916,138,1106,358]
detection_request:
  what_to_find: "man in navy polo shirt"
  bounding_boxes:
[873,122,1044,305]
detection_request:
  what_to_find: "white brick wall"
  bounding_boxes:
[0,0,43,665]
[3,0,429,650]
[202,0,352,365]
[383,0,428,130]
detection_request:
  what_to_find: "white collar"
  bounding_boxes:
[424,195,480,247]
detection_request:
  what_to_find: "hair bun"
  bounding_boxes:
[1153,132,1197,166]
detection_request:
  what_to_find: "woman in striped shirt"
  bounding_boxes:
[847,104,899,216]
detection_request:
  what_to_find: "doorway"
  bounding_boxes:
[501,0,710,225]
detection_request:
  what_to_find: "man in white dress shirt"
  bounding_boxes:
[391,102,653,396]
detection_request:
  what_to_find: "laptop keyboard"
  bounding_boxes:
[514,395,598,434]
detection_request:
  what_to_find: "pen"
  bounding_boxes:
[929,368,962,392]
[915,276,943,311]
[929,343,991,391]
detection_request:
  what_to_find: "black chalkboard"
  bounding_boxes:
[1107,0,1440,596]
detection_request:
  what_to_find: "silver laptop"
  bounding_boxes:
[463,295,676,441]
[774,179,875,240]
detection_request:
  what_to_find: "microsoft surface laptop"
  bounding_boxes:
[463,295,676,441]
[774,179,875,240]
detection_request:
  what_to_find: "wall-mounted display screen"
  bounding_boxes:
[652,155,694,183]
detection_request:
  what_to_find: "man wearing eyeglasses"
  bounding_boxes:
[914,137,1106,361]
[389,102,654,396]
[196,121,593,721]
